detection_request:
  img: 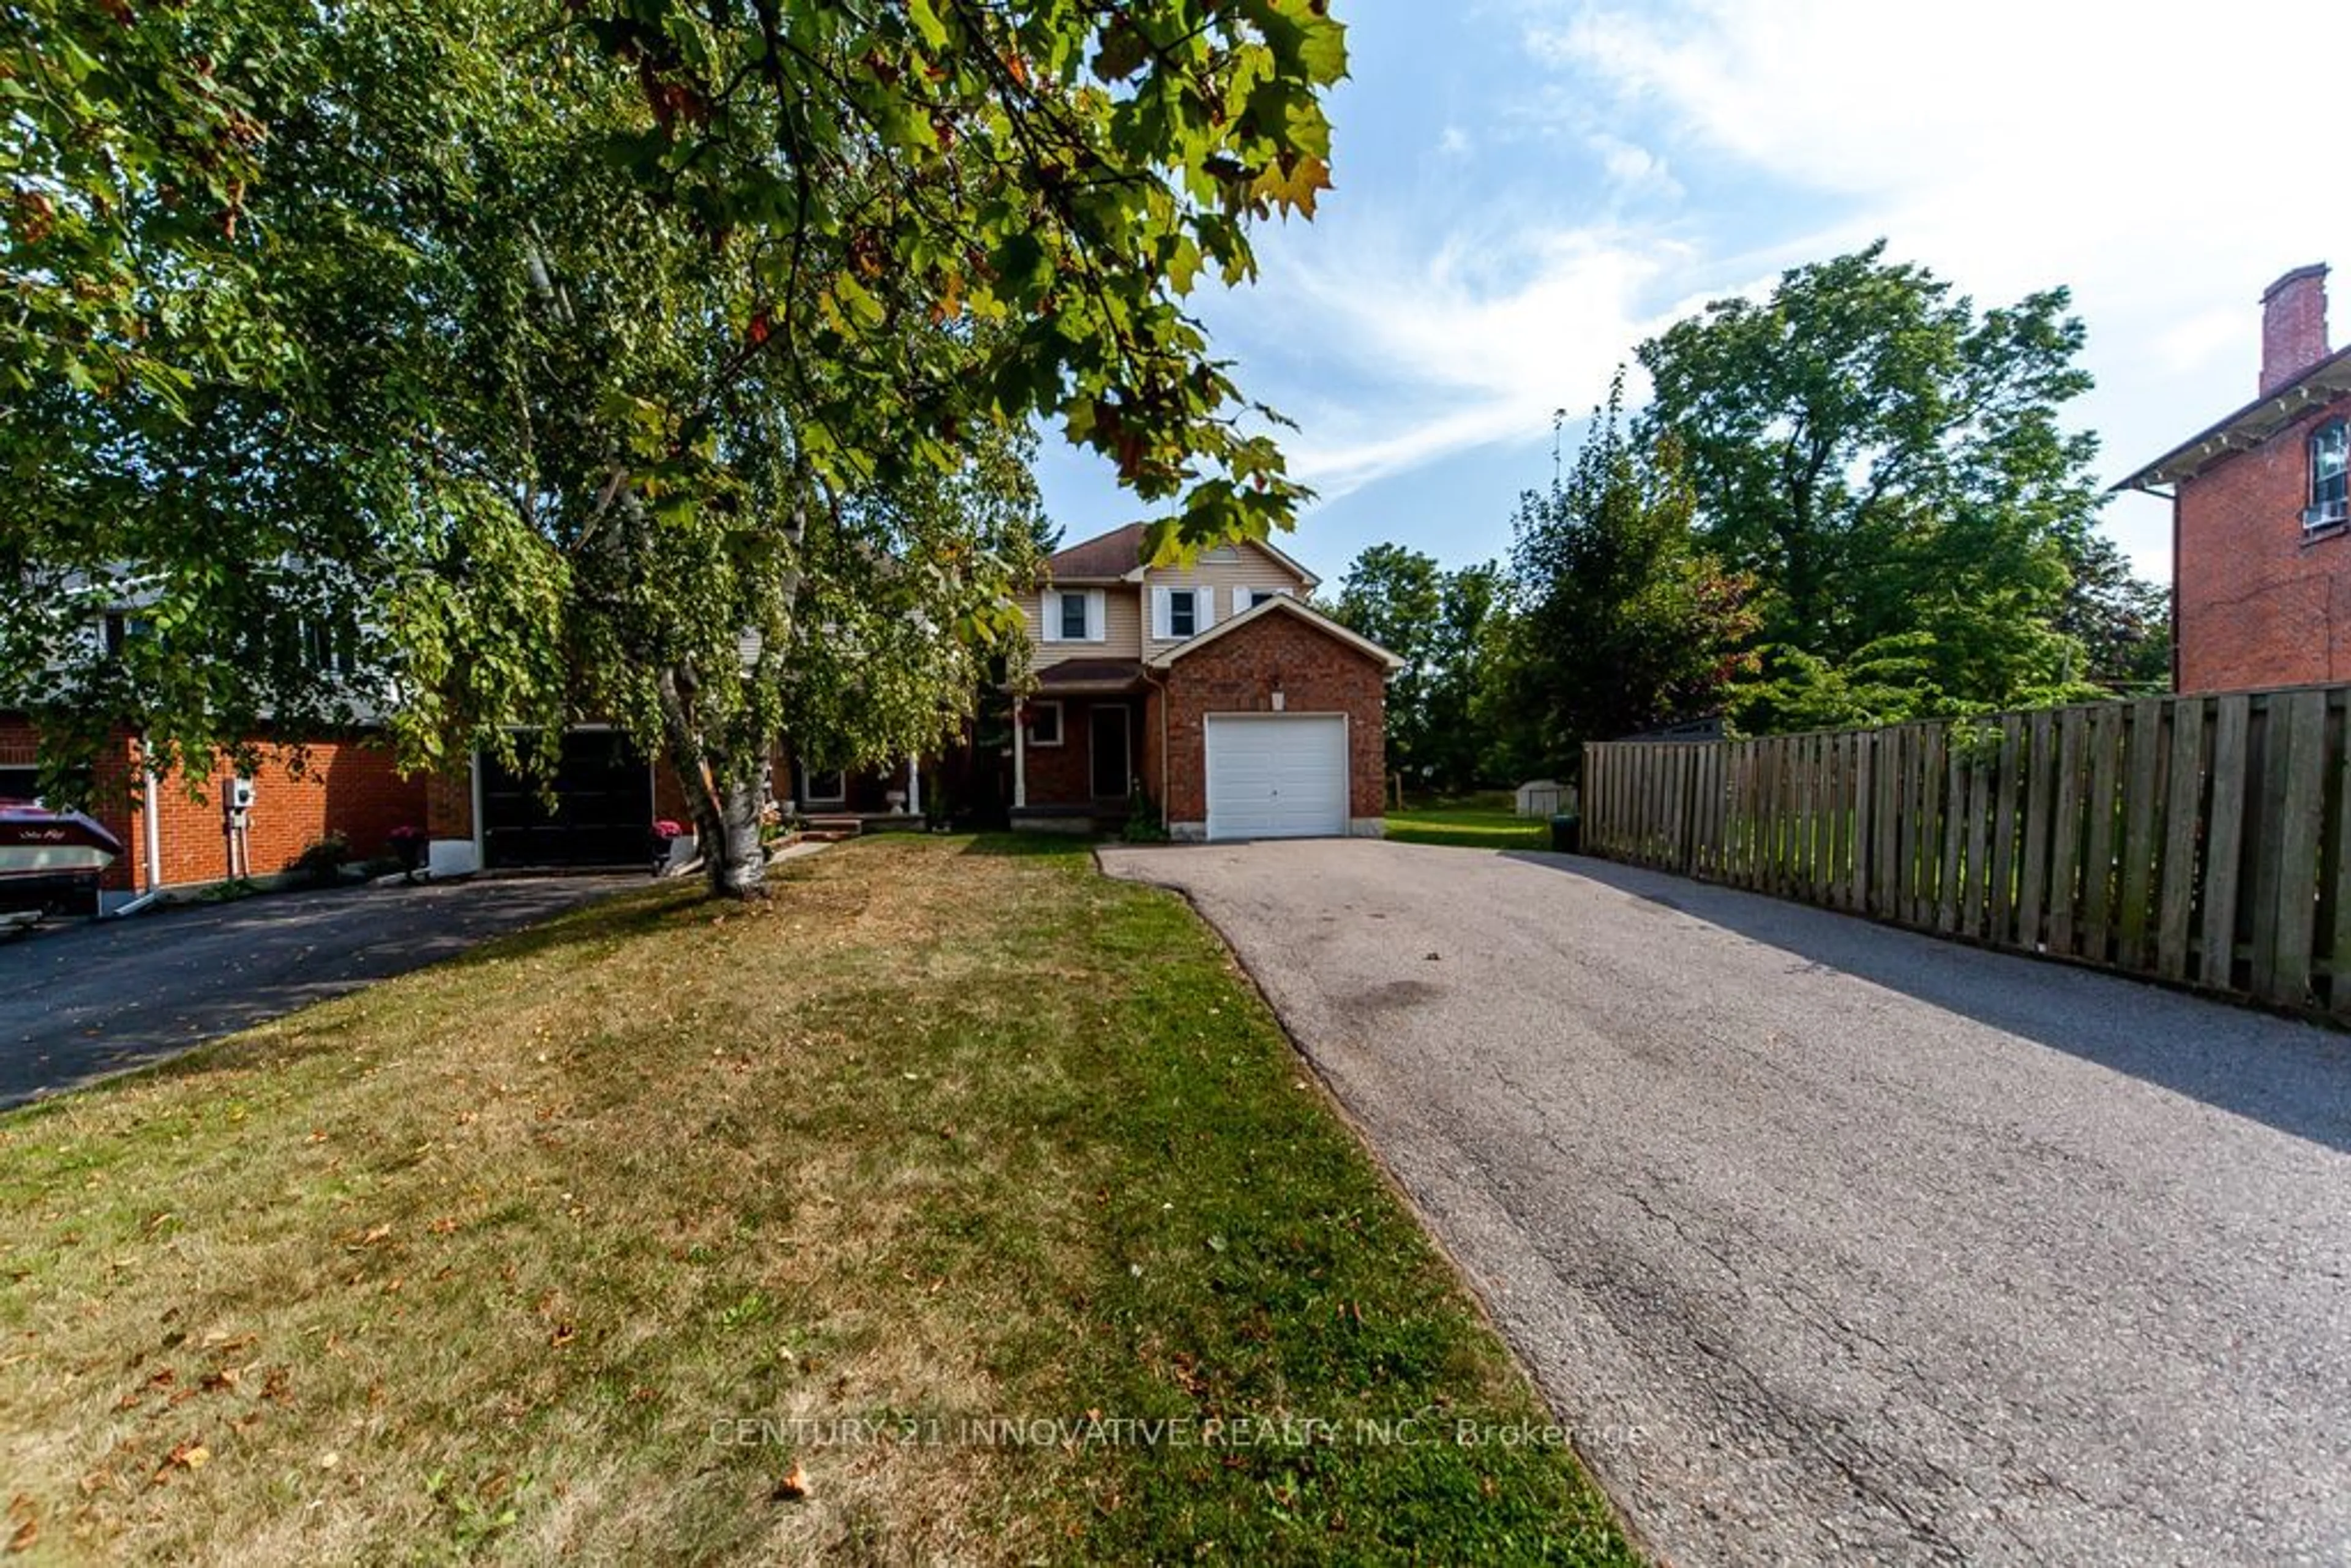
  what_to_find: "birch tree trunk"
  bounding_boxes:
[654,661,771,901]
[698,755,768,900]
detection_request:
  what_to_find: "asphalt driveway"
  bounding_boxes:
[1101,839,2351,1565]
[0,876,632,1108]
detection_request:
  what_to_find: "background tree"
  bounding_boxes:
[2,0,1348,898]
[1499,380,1757,773]
[2059,532,2173,693]
[1329,547,1508,795]
[1636,242,2150,717]
[1330,544,1442,786]
[1420,560,1505,792]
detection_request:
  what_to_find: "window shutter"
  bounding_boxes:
[1041,592,1063,643]
[1150,587,1170,640]
[1087,591,1106,642]
[1198,588,1217,630]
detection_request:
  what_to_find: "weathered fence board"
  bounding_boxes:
[2082,703,2123,965]
[2201,696,2251,991]
[1982,718,2013,947]
[2019,710,2054,953]
[2156,700,2205,982]
[2048,707,2088,958]
[1583,681,2351,1015]
[2270,691,2327,1005]
[2117,699,2164,972]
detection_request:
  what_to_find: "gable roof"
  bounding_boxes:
[2113,342,2351,492]
[1045,523,1150,581]
[1044,523,1321,588]
[1144,593,1405,672]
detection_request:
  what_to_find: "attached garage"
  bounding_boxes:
[479,730,654,869]
[1204,713,1349,841]
[1147,596,1404,843]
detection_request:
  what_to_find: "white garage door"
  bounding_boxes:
[1205,714,1349,841]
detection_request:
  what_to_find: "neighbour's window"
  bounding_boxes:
[803,768,846,803]
[0,767,36,803]
[1027,701,1063,746]
[1245,588,1288,610]
[2312,419,2349,529]
[1059,591,1089,640]
[298,616,358,674]
[102,612,154,657]
[1169,588,1198,639]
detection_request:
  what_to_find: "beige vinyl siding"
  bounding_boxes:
[1022,587,1143,667]
[1142,542,1311,650]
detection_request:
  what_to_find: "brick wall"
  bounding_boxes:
[3,721,427,893]
[144,738,427,887]
[2176,395,2351,692]
[1159,611,1387,824]
[0,713,37,770]
[1019,697,1137,805]
[425,765,474,841]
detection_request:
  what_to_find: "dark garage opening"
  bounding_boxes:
[480,731,654,869]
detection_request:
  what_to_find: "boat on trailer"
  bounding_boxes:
[1,800,125,924]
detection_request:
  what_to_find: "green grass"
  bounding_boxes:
[0,835,1633,1564]
[1385,795,1551,852]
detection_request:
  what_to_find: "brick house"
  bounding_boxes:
[1009,524,1402,840]
[2118,263,2351,692]
[1,711,427,913]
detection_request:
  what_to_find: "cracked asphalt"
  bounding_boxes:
[1100,839,2351,1565]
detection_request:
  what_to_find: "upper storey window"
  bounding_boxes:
[2309,419,2349,530]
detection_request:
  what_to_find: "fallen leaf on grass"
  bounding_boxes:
[772,1463,809,1502]
[549,1323,576,1349]
[151,1442,209,1484]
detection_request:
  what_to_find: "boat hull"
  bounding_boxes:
[0,806,124,916]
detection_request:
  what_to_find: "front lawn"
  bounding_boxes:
[0,835,1632,1564]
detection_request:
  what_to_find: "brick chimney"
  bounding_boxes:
[2260,263,2330,396]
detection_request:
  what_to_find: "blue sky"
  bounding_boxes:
[1036,0,2351,591]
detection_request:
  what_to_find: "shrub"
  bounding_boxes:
[1120,783,1170,844]
[289,833,351,888]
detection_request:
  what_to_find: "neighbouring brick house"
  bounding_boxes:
[2119,263,2351,692]
[1,710,426,912]
[1008,524,1402,840]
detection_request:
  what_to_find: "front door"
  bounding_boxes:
[1090,704,1131,798]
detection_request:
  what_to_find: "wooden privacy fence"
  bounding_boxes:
[1583,686,2351,1017]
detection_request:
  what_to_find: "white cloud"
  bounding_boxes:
[1204,224,1685,501]
[1526,0,2351,579]
[1588,133,1680,201]
[1436,124,1473,158]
